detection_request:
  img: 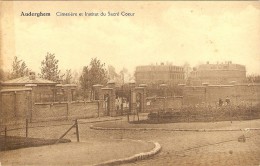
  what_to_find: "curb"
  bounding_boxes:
[90,125,260,132]
[78,118,122,124]
[93,140,161,166]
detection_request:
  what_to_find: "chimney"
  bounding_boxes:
[29,72,36,80]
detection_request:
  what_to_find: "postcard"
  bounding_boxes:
[0,1,260,166]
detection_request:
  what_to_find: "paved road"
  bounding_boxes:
[3,117,260,166]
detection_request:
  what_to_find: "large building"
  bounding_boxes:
[135,63,185,86]
[189,61,246,85]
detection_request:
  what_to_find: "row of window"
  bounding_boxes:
[136,73,184,80]
[170,74,184,79]
[136,66,184,72]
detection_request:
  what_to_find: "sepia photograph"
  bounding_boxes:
[0,1,260,165]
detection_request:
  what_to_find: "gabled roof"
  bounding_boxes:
[2,76,58,85]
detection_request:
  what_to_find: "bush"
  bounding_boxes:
[147,103,260,123]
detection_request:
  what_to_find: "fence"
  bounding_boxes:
[0,119,80,151]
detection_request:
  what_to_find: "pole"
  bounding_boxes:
[128,89,131,122]
[14,91,17,118]
[127,112,129,122]
[4,126,7,150]
[26,119,28,137]
[137,108,139,122]
[66,102,69,120]
[250,102,252,120]
[75,119,80,142]
[231,105,232,123]
[98,101,100,117]
[55,123,75,144]
[157,110,160,122]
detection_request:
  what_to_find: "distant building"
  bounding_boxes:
[189,61,246,85]
[135,63,185,86]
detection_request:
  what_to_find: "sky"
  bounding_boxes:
[1,1,260,76]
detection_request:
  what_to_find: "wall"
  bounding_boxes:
[183,84,260,106]
[146,96,183,112]
[183,86,206,105]
[33,103,68,122]
[32,101,99,122]
[1,84,75,103]
[69,101,99,119]
[33,85,55,102]
[166,96,183,109]
[0,88,99,124]
[0,90,31,125]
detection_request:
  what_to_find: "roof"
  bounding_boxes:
[1,76,58,85]
[1,88,32,93]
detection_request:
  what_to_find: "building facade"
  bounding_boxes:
[135,63,185,86]
[189,61,246,85]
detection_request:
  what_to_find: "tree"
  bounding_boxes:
[79,66,90,99]
[247,74,260,83]
[10,56,29,79]
[39,52,63,82]
[183,62,192,81]
[108,65,124,85]
[63,69,72,84]
[0,68,4,81]
[80,58,108,99]
[120,67,129,84]
[108,65,119,80]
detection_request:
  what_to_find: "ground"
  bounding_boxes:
[1,115,260,166]
[0,140,154,166]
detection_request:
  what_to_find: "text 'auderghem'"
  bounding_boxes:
[20,11,135,17]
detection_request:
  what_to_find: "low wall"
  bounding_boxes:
[32,101,99,122]
[33,103,68,122]
[69,101,99,119]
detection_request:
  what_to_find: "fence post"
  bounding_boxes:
[231,105,232,123]
[137,109,139,122]
[250,102,252,120]
[14,91,17,118]
[157,110,160,122]
[127,112,129,122]
[4,126,7,150]
[66,102,69,120]
[98,101,100,117]
[75,119,80,142]
[26,119,28,137]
